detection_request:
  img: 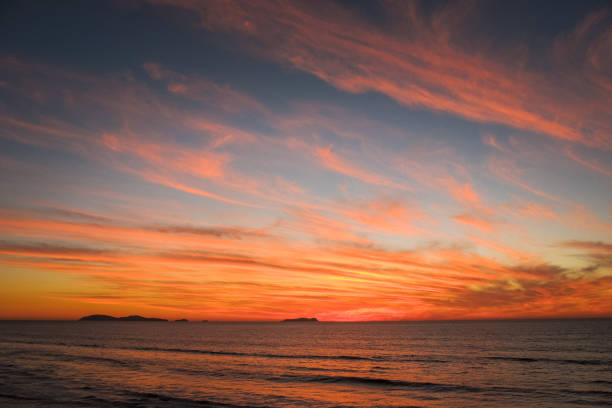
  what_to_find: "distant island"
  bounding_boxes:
[282,317,318,322]
[174,318,189,322]
[79,314,116,321]
[79,314,168,322]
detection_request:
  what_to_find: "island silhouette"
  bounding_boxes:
[282,317,318,322]
[79,315,318,322]
[79,314,167,321]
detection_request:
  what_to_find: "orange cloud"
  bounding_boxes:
[143,62,266,113]
[516,202,558,220]
[564,146,612,178]
[1,211,609,320]
[487,156,562,202]
[445,180,481,206]
[147,0,612,148]
[337,197,429,237]
[453,214,494,233]
[565,205,612,234]
[0,59,312,210]
[560,240,612,253]
[315,146,411,191]
[285,207,370,244]
[558,240,612,268]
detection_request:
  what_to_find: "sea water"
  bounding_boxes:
[0,319,610,407]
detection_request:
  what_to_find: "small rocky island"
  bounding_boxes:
[282,317,318,322]
[174,318,189,322]
[79,314,168,322]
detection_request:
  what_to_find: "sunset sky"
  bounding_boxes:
[0,0,611,321]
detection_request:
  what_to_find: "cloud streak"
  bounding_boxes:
[148,0,612,148]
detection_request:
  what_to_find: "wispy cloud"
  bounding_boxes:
[147,0,612,148]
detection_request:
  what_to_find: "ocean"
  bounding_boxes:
[0,319,610,407]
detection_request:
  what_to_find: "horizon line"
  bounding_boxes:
[1,316,611,323]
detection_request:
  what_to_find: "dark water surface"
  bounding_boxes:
[0,320,610,407]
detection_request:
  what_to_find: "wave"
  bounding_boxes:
[23,340,441,363]
[270,373,482,393]
[133,345,375,361]
[566,389,612,397]
[42,390,272,408]
[564,399,612,407]
[67,354,132,367]
[132,346,452,364]
[485,356,609,365]
[3,348,131,368]
[3,340,379,361]
[271,373,612,400]
[3,339,609,367]
[125,391,288,408]
[0,392,42,401]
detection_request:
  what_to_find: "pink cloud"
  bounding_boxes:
[147,0,612,148]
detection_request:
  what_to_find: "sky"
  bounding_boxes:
[0,0,611,321]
